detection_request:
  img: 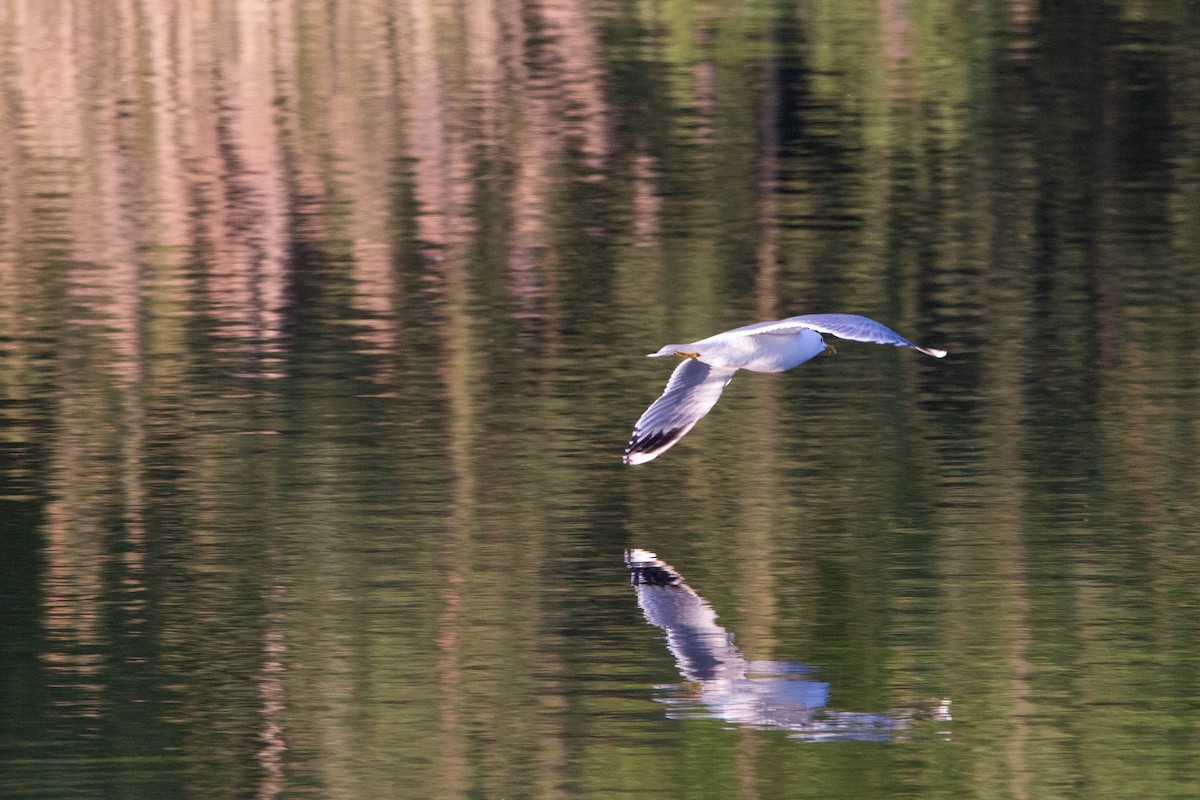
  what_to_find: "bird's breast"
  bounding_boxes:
[733,329,827,373]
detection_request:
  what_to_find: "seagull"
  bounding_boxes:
[623,313,946,464]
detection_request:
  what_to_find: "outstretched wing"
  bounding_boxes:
[624,359,738,465]
[726,313,946,358]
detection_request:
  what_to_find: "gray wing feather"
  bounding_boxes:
[624,359,738,464]
[727,313,946,358]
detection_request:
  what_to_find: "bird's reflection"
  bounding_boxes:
[626,549,951,742]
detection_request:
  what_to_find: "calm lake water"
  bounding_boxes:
[3,1,1200,798]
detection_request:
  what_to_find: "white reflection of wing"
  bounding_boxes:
[626,547,751,685]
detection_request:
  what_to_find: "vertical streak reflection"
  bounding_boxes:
[257,582,287,800]
[398,0,476,793]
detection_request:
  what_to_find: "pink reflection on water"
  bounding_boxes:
[200,0,289,367]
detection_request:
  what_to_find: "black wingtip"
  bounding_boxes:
[625,549,684,586]
[623,427,686,465]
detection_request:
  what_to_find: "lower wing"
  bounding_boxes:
[624,359,738,464]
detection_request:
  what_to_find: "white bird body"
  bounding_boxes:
[625,313,946,465]
[651,327,828,372]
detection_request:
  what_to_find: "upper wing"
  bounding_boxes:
[624,358,738,465]
[726,313,947,358]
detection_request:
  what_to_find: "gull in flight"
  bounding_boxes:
[624,313,946,464]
